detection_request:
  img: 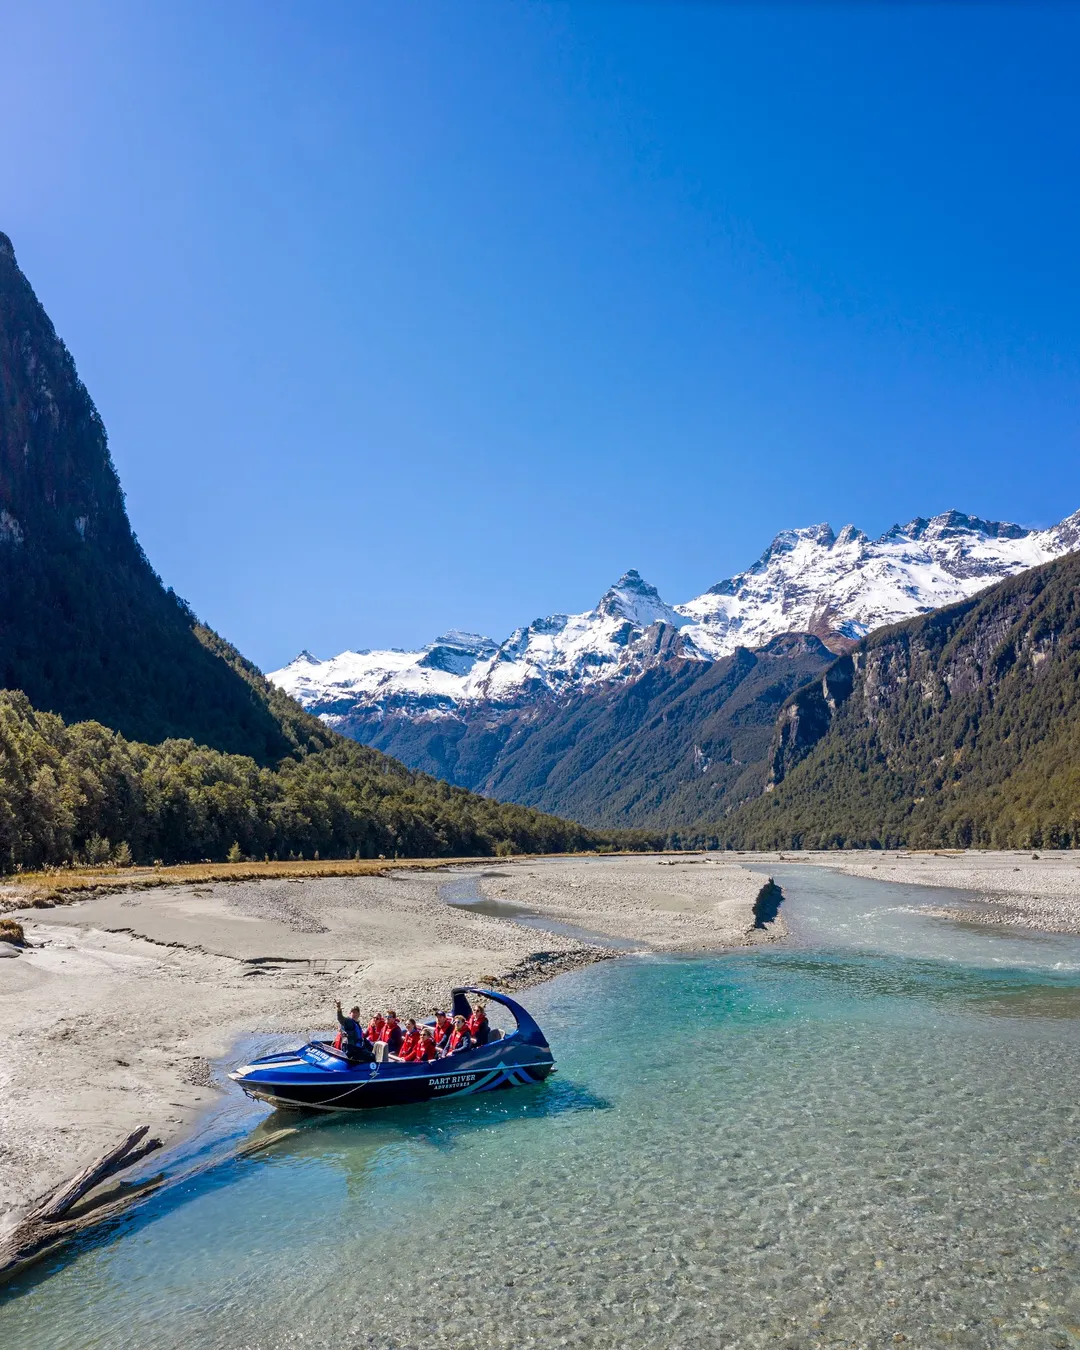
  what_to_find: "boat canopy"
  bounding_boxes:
[451,987,549,1049]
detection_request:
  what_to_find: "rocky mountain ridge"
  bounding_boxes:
[272,508,1080,728]
[0,230,317,759]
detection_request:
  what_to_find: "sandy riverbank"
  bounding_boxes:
[0,854,773,1235]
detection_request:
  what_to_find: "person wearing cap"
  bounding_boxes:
[432,1010,453,1051]
[334,1001,375,1063]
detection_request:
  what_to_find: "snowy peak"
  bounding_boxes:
[710,522,865,597]
[889,510,1025,543]
[418,630,498,676]
[269,505,1080,723]
[1040,507,1080,553]
[429,630,498,656]
[755,522,837,569]
[596,569,688,629]
[677,506,1078,657]
[471,572,691,703]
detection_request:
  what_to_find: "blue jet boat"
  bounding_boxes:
[229,987,555,1111]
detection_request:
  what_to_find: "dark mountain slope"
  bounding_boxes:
[0,231,304,760]
[719,550,1080,849]
[348,633,833,828]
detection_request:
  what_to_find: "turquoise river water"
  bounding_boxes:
[4,865,1080,1349]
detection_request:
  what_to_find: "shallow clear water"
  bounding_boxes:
[5,866,1080,1349]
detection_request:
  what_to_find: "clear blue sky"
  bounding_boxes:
[3,2,1080,670]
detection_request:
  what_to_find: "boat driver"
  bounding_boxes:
[334,1001,375,1063]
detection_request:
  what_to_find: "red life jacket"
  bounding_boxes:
[447,1027,467,1054]
[467,1011,487,1037]
[366,1018,386,1043]
[381,1018,400,1045]
[398,1030,420,1060]
[415,1038,438,1061]
[332,1029,345,1051]
[433,1017,452,1046]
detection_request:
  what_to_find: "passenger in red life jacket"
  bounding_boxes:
[443,1015,473,1056]
[382,1010,404,1056]
[406,1027,439,1062]
[466,1003,490,1047]
[432,1011,453,1050]
[393,1018,420,1062]
[365,1013,386,1045]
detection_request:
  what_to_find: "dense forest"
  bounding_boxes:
[0,689,624,870]
[716,551,1080,850]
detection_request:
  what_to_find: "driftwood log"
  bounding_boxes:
[0,1122,302,1289]
[0,1126,164,1284]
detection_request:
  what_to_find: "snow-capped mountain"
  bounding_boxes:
[677,509,1080,656]
[270,508,1080,723]
[272,569,701,718]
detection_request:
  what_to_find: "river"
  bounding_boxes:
[3,865,1080,1348]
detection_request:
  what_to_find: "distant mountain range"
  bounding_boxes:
[271,507,1080,827]
[274,510,1080,714]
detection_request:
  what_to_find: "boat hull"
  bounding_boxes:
[230,1041,555,1112]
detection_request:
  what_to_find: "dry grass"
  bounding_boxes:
[0,848,683,913]
[0,916,25,943]
[0,855,492,911]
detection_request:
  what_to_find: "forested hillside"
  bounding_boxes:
[0,690,608,869]
[719,551,1080,849]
